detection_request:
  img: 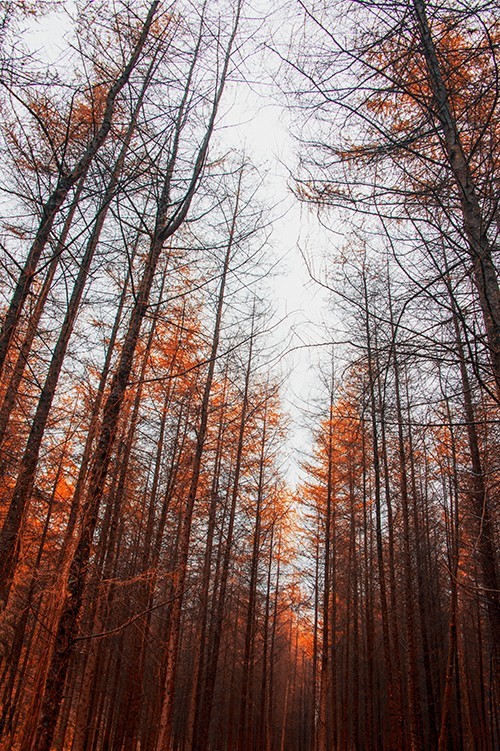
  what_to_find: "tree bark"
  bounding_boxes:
[0,1,158,378]
[413,0,500,396]
[0,65,152,605]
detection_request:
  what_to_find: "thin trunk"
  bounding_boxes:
[62,236,137,548]
[237,395,268,751]
[188,379,228,751]
[258,521,275,751]
[318,380,334,751]
[70,299,161,751]
[406,401,439,748]
[0,174,84,449]
[195,325,254,751]
[0,1,158,377]
[378,375,407,749]
[155,172,241,751]
[451,302,500,696]
[268,531,282,751]
[393,345,424,750]
[362,271,399,748]
[413,0,500,395]
[437,397,461,751]
[0,67,152,603]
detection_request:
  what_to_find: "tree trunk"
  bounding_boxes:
[0,1,158,378]
[194,325,254,751]
[413,0,500,396]
[0,67,152,604]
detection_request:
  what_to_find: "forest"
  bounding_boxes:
[0,1,498,750]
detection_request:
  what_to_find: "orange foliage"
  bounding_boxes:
[361,21,500,178]
[302,392,364,520]
[3,79,114,176]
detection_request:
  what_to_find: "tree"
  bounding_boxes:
[291,0,500,393]
[0,0,159,382]
[288,4,500,744]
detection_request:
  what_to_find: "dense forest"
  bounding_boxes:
[0,1,498,750]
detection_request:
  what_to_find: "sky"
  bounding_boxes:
[19,2,339,486]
